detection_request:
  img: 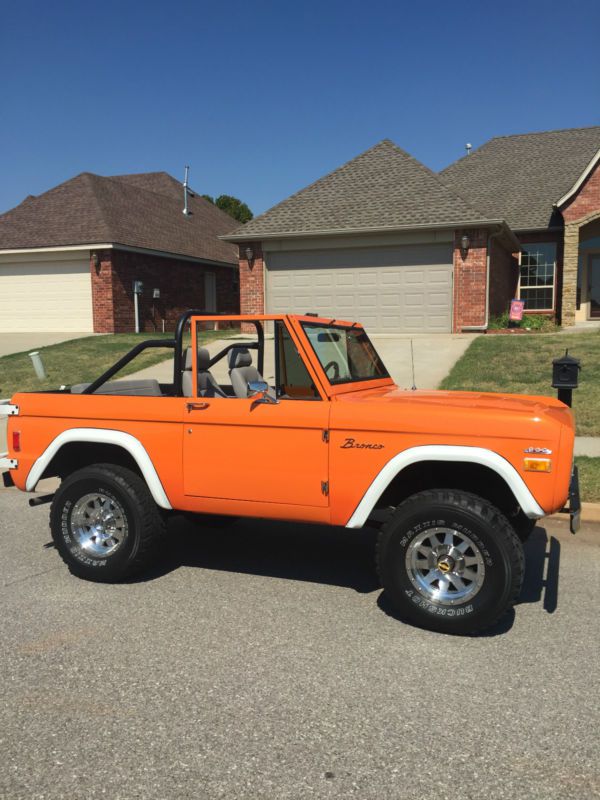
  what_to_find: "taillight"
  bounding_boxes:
[12,430,21,452]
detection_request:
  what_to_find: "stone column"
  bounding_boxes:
[562,223,579,327]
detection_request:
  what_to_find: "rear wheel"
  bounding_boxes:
[50,464,166,582]
[376,489,524,635]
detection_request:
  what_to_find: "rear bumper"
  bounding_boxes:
[562,465,581,534]
[2,470,14,488]
[1,452,17,488]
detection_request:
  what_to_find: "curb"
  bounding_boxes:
[548,502,600,525]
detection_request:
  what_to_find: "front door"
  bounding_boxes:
[589,254,600,318]
[183,397,330,506]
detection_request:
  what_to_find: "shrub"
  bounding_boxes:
[488,311,558,332]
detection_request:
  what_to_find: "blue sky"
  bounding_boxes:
[1,0,599,216]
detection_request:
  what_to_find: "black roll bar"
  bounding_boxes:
[81,310,266,397]
[82,339,176,394]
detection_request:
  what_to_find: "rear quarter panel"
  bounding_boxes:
[8,393,185,505]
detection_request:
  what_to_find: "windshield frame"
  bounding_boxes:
[299,321,390,387]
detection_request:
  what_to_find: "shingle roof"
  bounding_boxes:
[440,126,600,231]
[0,171,238,264]
[224,139,493,240]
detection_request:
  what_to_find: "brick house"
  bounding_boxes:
[0,171,239,333]
[223,126,600,332]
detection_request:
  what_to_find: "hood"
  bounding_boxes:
[331,385,574,442]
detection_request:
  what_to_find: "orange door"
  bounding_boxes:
[183,397,330,506]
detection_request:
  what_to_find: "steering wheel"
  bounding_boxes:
[323,360,340,380]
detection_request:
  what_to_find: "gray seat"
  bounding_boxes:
[228,347,271,399]
[182,347,227,398]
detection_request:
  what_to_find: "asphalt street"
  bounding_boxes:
[1,486,599,800]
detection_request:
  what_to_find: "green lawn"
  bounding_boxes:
[0,330,238,398]
[575,457,600,504]
[440,331,600,436]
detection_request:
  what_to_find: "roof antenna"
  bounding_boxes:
[465,143,472,156]
[410,339,417,390]
[182,165,195,216]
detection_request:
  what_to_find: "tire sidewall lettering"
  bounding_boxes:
[393,512,501,619]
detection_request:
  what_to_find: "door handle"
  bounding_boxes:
[186,402,210,412]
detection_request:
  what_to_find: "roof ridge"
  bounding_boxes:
[80,173,115,240]
[101,171,179,200]
[239,140,397,228]
[230,139,490,237]
[104,171,222,214]
[488,124,600,142]
[386,140,492,220]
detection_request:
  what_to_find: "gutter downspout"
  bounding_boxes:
[462,226,503,331]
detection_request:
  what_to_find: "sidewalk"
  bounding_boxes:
[574,437,600,456]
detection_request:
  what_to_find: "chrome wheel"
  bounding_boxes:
[405,527,485,606]
[70,493,128,558]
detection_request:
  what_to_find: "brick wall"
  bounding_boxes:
[488,238,519,318]
[561,162,600,224]
[90,249,116,333]
[238,242,264,331]
[452,229,488,331]
[90,249,239,333]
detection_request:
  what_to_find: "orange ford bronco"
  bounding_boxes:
[1,311,580,635]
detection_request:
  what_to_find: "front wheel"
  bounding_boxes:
[376,490,524,635]
[50,464,166,582]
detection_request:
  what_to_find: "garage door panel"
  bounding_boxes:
[267,244,452,333]
[0,260,94,332]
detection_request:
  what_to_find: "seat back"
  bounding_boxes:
[228,347,262,398]
[182,347,227,398]
[197,347,227,397]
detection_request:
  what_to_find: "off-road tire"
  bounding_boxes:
[376,489,524,635]
[50,464,167,582]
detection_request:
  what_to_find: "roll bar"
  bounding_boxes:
[81,310,264,397]
[173,311,264,395]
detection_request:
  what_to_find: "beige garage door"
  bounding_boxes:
[266,243,453,333]
[0,258,94,332]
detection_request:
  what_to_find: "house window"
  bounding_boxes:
[519,243,556,311]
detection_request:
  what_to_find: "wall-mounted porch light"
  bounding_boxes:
[245,246,254,267]
[91,251,100,272]
[460,234,470,258]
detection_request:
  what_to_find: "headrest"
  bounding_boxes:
[197,347,210,371]
[184,346,212,371]
[228,347,252,369]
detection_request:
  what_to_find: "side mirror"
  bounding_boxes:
[248,380,269,396]
[248,381,278,407]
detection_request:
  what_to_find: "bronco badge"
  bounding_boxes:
[341,438,384,450]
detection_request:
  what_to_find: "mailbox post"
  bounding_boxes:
[552,350,581,407]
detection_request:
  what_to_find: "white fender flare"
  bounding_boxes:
[345,445,545,528]
[25,428,172,510]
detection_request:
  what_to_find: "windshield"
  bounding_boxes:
[301,323,389,385]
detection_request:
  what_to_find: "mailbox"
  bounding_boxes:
[552,350,580,407]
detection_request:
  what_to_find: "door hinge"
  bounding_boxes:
[322,430,329,443]
[321,480,329,496]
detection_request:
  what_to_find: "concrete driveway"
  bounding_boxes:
[0,332,93,358]
[1,487,598,800]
